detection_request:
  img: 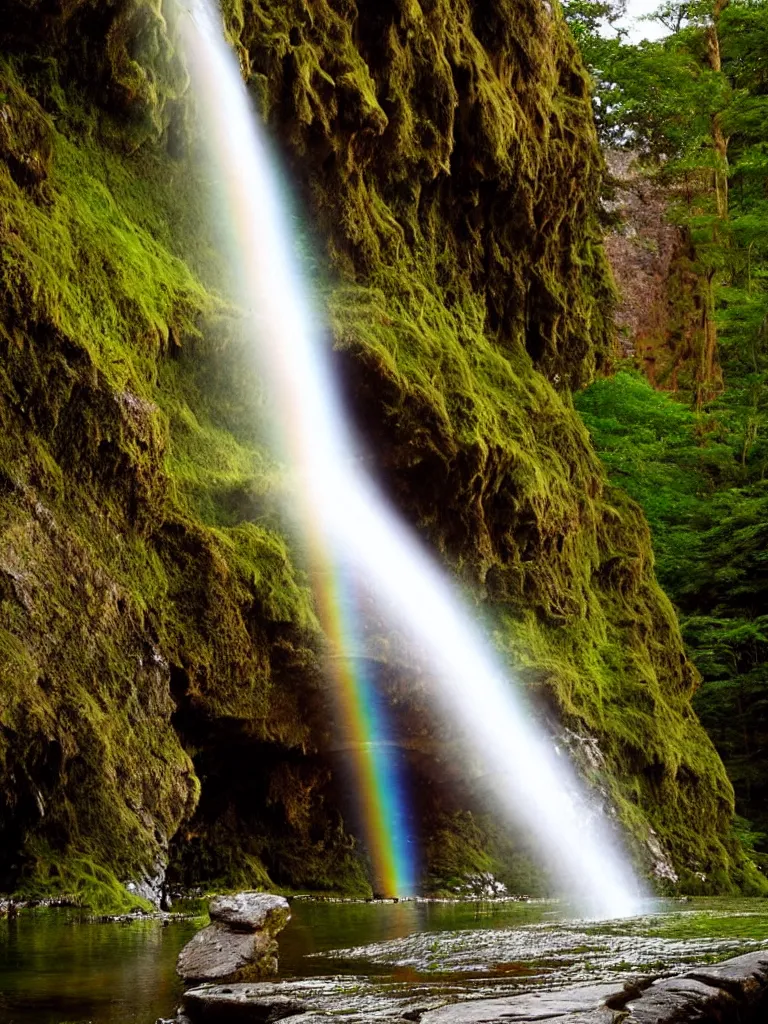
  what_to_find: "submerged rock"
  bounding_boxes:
[177,893,290,983]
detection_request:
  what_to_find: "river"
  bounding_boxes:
[2,897,768,1022]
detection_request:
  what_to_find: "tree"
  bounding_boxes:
[570,0,768,859]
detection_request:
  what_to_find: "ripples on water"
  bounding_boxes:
[1,897,767,1022]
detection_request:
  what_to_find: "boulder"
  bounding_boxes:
[181,984,311,1022]
[686,948,768,999]
[177,892,291,984]
[210,893,290,933]
[177,925,277,983]
[420,950,768,1023]
[622,977,738,1023]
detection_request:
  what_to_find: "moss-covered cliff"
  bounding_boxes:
[0,0,757,908]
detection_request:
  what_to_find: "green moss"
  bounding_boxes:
[0,0,752,898]
[0,55,330,898]
[14,846,154,915]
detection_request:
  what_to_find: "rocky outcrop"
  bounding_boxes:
[420,949,768,1023]
[420,982,635,1022]
[604,151,721,395]
[177,893,290,983]
[181,986,311,1023]
[173,948,768,1023]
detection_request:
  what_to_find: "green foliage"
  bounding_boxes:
[577,372,768,864]
[12,847,154,916]
[568,0,768,868]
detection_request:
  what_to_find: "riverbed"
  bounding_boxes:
[1,897,768,1023]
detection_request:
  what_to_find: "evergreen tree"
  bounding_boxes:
[567,0,768,860]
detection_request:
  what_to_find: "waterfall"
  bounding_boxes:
[178,0,643,917]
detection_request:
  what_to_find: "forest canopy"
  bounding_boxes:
[565,0,768,861]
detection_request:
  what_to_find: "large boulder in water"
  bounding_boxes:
[208,892,290,932]
[177,893,290,983]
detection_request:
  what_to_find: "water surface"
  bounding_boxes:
[1,897,768,1023]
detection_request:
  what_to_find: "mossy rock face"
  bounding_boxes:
[0,0,754,907]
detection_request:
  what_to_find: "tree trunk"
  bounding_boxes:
[706,0,730,217]
[695,0,730,406]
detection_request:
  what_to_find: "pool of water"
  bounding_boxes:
[1,897,767,1023]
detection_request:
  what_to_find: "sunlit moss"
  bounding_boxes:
[0,55,321,909]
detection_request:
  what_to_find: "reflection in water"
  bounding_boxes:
[0,912,199,1023]
[1,899,768,1023]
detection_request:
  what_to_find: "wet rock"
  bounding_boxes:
[419,950,768,1024]
[275,1017,329,1023]
[181,984,311,1022]
[177,926,277,982]
[210,893,290,933]
[623,976,738,1022]
[645,829,679,885]
[450,873,509,899]
[622,951,768,1022]
[177,892,290,983]
[419,982,630,1022]
[544,1015,615,1024]
[125,855,168,909]
[686,948,768,998]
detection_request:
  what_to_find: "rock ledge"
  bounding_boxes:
[420,948,768,1023]
[174,947,768,1023]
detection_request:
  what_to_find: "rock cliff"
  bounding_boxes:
[0,0,752,906]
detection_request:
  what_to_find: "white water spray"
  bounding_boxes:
[179,0,644,918]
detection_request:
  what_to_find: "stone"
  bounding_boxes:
[177,924,276,982]
[686,948,768,999]
[177,892,291,983]
[182,984,311,1022]
[419,982,631,1022]
[622,977,738,1023]
[209,893,290,933]
[542,1015,616,1024]
[125,854,168,909]
[277,1018,329,1023]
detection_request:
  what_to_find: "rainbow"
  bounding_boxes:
[178,0,418,900]
[311,541,416,898]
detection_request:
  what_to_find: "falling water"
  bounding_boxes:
[179,0,644,917]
